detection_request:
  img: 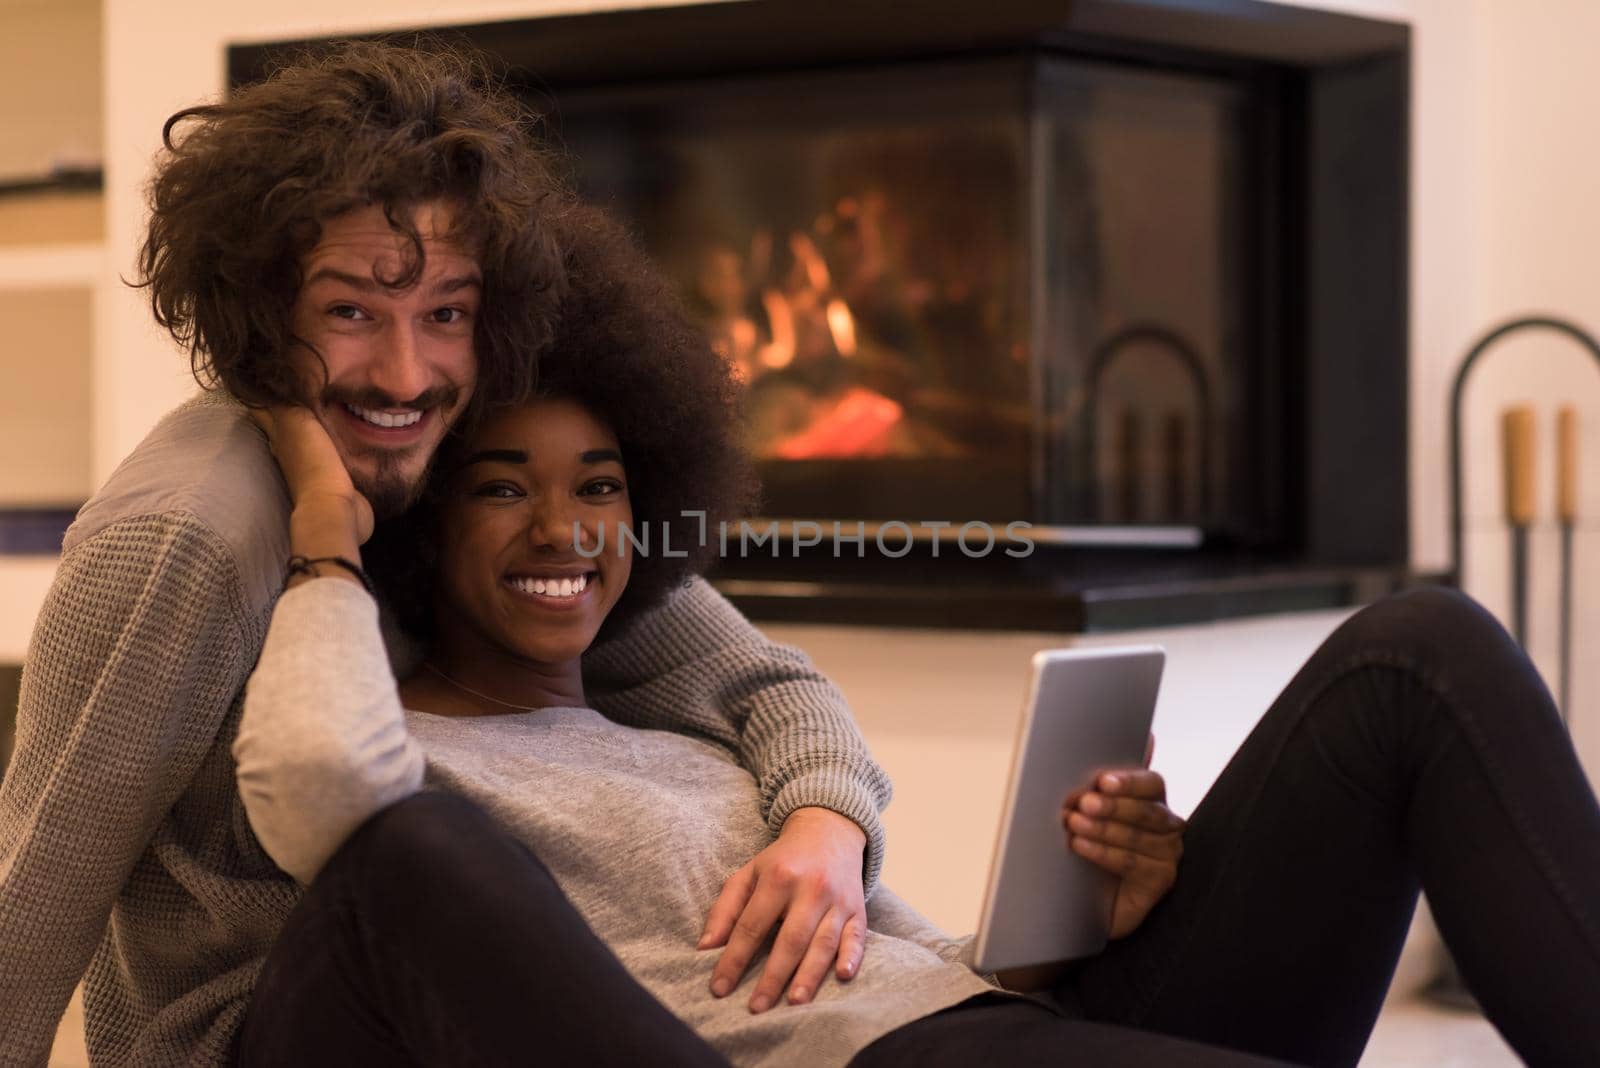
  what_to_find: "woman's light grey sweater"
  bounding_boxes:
[235,579,1002,1066]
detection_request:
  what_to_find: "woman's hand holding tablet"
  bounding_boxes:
[1063,756,1185,940]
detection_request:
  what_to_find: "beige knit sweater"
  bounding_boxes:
[0,393,892,1067]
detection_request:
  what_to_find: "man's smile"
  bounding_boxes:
[343,403,423,429]
[331,402,436,449]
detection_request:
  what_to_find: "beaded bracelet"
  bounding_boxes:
[285,554,376,597]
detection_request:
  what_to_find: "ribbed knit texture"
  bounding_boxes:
[0,395,893,1067]
[584,579,894,896]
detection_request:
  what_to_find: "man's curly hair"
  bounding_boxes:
[368,203,759,642]
[135,40,570,409]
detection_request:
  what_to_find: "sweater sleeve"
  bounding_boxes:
[233,578,425,885]
[583,577,894,897]
[0,516,254,1067]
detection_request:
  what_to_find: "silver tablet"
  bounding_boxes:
[972,645,1165,974]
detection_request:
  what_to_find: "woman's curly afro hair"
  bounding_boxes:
[368,202,759,643]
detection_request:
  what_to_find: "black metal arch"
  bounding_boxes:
[1448,315,1600,583]
[1082,323,1214,521]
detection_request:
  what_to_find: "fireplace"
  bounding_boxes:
[232,0,1419,629]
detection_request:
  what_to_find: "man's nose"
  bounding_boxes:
[369,321,433,403]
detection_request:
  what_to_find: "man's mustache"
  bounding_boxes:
[320,385,462,412]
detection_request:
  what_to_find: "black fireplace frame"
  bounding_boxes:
[231,0,1422,630]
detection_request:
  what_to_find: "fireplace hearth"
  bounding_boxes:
[232,0,1424,630]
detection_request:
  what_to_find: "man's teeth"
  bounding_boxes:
[509,574,589,598]
[344,403,423,429]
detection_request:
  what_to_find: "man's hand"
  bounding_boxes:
[700,806,868,1013]
[1063,736,1184,940]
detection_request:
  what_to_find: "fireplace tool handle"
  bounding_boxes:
[1558,407,1578,722]
[1501,406,1536,648]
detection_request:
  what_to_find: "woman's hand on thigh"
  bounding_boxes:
[698,806,868,1014]
[1063,766,1185,940]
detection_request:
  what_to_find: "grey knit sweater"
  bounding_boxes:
[0,393,893,1067]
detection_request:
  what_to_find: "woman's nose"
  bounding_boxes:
[527,500,578,552]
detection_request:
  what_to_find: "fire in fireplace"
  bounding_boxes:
[556,56,1257,539]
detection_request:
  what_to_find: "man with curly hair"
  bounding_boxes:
[0,43,890,1064]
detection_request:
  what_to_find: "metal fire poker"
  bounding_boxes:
[1502,407,1537,647]
[1557,407,1578,721]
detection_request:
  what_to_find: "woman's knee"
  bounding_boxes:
[1313,586,1554,729]
[1339,586,1500,648]
[1323,587,1522,676]
[321,791,557,914]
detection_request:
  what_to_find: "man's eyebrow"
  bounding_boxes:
[431,274,482,296]
[302,267,379,292]
[300,268,482,295]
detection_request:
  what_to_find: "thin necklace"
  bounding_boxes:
[422,661,546,713]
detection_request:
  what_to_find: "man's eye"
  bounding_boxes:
[329,304,368,321]
[432,307,472,325]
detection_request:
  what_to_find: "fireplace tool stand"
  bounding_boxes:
[1081,323,1214,524]
[1431,314,1598,1009]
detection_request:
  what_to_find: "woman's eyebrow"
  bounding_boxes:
[580,448,623,465]
[460,449,528,468]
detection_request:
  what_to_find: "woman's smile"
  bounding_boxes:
[502,569,601,610]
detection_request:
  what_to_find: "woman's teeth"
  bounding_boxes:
[344,403,423,429]
[509,574,589,598]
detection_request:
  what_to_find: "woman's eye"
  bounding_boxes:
[580,479,625,498]
[473,482,522,500]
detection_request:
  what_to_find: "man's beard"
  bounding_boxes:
[351,449,425,521]
[320,383,463,521]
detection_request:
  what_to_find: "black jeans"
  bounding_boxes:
[237,589,1600,1067]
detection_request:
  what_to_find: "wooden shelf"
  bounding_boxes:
[0,242,103,289]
